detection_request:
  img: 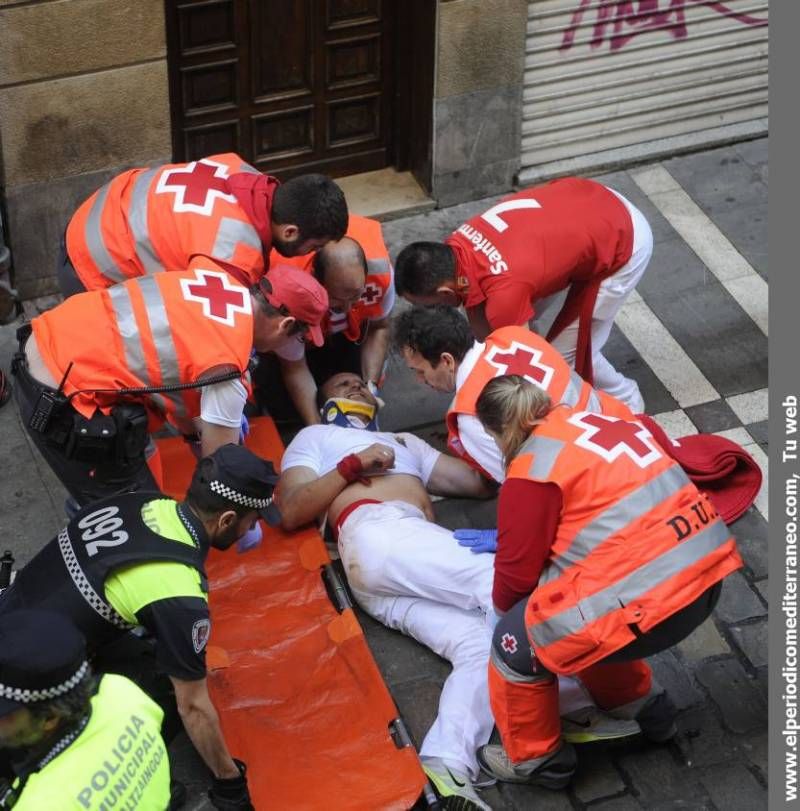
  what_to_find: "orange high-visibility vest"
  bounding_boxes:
[32,264,253,430]
[271,215,393,340]
[446,326,634,478]
[66,154,268,290]
[506,407,742,674]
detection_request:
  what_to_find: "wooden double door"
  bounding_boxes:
[165,0,433,183]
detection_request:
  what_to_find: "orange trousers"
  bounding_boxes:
[489,658,652,763]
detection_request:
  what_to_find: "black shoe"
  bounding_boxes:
[636,691,678,743]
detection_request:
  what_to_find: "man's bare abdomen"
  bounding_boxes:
[328,473,434,527]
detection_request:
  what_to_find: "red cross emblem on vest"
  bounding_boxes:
[500,633,518,654]
[180,268,252,326]
[155,158,237,216]
[568,412,662,468]
[484,341,555,391]
[359,282,382,307]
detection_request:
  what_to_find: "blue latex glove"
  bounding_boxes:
[239,413,250,445]
[237,523,262,554]
[454,528,498,554]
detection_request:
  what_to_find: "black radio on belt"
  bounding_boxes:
[28,362,72,435]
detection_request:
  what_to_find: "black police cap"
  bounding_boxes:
[205,444,281,526]
[0,610,89,718]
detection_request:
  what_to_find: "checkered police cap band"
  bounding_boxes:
[209,479,273,509]
[0,660,89,704]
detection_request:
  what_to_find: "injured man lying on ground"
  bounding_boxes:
[275,372,639,811]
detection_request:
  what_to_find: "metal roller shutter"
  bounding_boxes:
[520,0,768,183]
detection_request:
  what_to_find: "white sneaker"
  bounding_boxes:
[561,706,641,744]
[421,756,493,810]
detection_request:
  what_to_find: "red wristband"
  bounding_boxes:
[336,454,370,485]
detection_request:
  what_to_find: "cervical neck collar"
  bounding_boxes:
[320,397,379,431]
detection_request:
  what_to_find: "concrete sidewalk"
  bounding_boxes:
[0,138,768,810]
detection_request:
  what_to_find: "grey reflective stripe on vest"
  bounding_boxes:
[542,465,692,582]
[560,372,583,408]
[128,168,162,275]
[366,257,391,276]
[586,388,602,414]
[211,217,261,261]
[58,528,132,629]
[137,277,187,418]
[237,160,261,175]
[84,183,127,284]
[107,281,186,419]
[516,434,565,480]
[530,518,731,649]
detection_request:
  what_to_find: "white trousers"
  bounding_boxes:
[338,501,495,777]
[337,501,593,777]
[540,190,653,413]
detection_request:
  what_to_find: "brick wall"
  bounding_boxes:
[0,0,172,298]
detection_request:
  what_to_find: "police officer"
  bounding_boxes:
[0,609,170,810]
[0,444,280,809]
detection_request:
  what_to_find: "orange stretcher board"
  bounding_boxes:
[157,417,427,810]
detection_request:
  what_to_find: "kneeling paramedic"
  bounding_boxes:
[0,609,170,810]
[12,264,327,508]
[472,375,743,789]
[0,444,281,809]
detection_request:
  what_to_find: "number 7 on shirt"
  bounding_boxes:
[480,198,542,233]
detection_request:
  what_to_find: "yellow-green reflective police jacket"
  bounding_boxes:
[14,674,170,811]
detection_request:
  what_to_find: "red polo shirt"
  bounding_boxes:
[445,178,634,330]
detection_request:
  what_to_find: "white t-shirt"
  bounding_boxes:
[453,342,506,483]
[282,424,441,486]
[199,378,248,428]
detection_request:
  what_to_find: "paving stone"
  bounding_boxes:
[673,706,743,770]
[740,731,768,777]
[697,763,766,811]
[618,746,706,806]
[635,236,768,398]
[663,143,767,230]
[684,399,742,434]
[405,421,450,454]
[169,733,214,810]
[379,356,454,432]
[572,748,626,804]
[695,658,766,734]
[746,419,769,448]
[355,607,450,688]
[433,496,498,532]
[676,617,730,662]
[649,650,704,711]
[729,508,769,579]
[589,796,642,810]
[713,572,767,624]
[389,678,444,753]
[729,620,768,668]
[497,782,575,810]
[604,325,678,415]
[734,136,767,165]
[475,784,509,810]
[648,799,714,811]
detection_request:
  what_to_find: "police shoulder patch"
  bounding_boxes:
[192,618,211,653]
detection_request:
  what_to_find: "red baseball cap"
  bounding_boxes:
[259,265,329,347]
